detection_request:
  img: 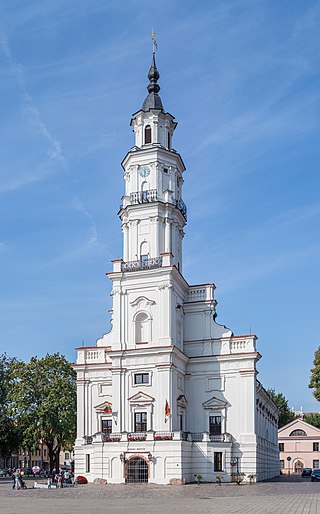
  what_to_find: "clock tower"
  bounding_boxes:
[120,53,186,272]
[74,47,279,485]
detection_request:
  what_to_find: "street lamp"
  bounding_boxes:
[148,453,152,462]
[120,453,125,463]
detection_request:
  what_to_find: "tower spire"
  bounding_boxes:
[141,32,164,112]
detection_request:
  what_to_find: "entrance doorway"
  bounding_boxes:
[125,457,148,483]
[294,460,303,474]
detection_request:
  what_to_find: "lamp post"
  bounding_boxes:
[287,456,291,477]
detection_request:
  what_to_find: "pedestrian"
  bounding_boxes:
[11,468,16,490]
[14,469,23,490]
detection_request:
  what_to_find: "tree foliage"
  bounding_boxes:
[10,353,76,470]
[267,388,295,428]
[0,353,21,458]
[303,413,320,429]
[309,347,320,402]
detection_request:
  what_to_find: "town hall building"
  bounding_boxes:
[74,50,279,484]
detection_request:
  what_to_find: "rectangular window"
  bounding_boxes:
[65,452,70,460]
[313,442,319,452]
[134,373,149,385]
[101,419,112,434]
[209,416,221,435]
[86,454,90,473]
[279,443,284,452]
[313,459,319,468]
[178,414,183,431]
[134,412,147,432]
[44,449,47,457]
[214,452,223,472]
[280,460,285,469]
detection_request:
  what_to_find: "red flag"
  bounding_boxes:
[165,400,171,418]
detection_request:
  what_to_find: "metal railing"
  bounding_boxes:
[191,432,204,442]
[154,431,173,440]
[122,256,162,272]
[176,198,187,221]
[128,432,147,441]
[102,432,121,442]
[130,190,157,204]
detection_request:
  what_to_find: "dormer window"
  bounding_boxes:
[145,125,151,144]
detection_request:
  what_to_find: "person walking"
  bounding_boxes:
[14,469,23,490]
[11,468,16,489]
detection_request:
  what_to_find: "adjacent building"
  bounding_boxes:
[74,51,279,484]
[279,418,320,474]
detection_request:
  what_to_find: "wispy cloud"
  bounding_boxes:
[40,198,112,267]
[0,242,13,253]
[0,25,67,191]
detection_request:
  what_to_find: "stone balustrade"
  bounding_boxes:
[229,337,256,354]
[83,431,232,444]
[76,348,111,365]
[187,284,215,303]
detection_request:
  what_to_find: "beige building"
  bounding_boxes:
[278,418,320,474]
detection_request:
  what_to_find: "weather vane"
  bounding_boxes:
[152,31,158,55]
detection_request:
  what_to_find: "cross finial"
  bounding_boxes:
[152,31,158,55]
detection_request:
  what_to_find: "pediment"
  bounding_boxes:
[278,417,320,435]
[130,296,156,308]
[128,391,155,404]
[203,396,227,410]
[177,394,188,406]
[94,400,112,413]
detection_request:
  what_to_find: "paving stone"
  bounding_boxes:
[1,476,320,513]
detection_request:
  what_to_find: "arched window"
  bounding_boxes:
[145,125,151,144]
[167,131,171,149]
[140,241,149,268]
[135,312,149,343]
[141,181,148,192]
[289,429,307,436]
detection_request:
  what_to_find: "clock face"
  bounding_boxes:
[139,165,150,178]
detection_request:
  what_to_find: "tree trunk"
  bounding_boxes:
[54,447,61,472]
[46,441,55,473]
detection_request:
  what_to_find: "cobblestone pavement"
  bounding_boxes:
[1,476,320,514]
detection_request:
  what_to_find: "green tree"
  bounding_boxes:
[267,388,295,428]
[10,353,76,471]
[0,353,21,459]
[304,413,320,429]
[309,347,320,402]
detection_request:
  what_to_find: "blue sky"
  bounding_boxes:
[0,0,319,411]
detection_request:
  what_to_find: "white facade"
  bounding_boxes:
[74,55,279,484]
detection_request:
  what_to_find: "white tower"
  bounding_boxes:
[95,52,189,438]
[121,53,186,272]
[74,50,279,485]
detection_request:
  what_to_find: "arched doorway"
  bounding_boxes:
[294,460,304,474]
[125,457,148,483]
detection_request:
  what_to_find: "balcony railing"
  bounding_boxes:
[102,432,121,442]
[154,431,173,441]
[176,198,187,221]
[84,431,232,444]
[130,190,157,204]
[191,432,204,442]
[121,189,187,221]
[122,256,162,272]
[128,432,147,441]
